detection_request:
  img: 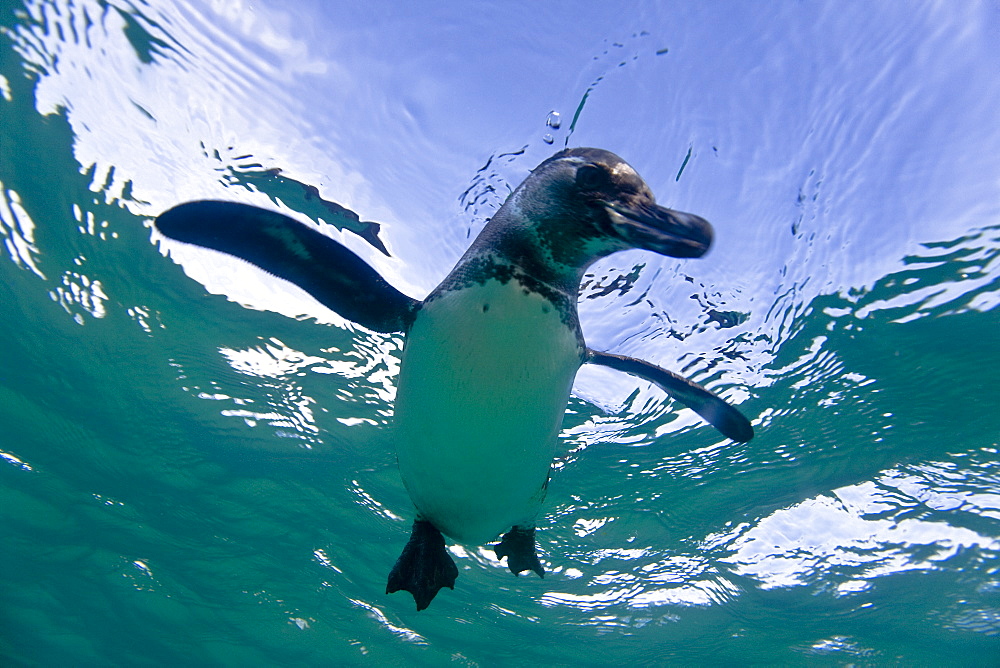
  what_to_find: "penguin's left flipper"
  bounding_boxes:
[586,349,754,443]
[155,201,419,333]
[386,519,458,611]
[494,526,544,578]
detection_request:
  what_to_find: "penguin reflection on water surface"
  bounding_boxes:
[155,148,754,610]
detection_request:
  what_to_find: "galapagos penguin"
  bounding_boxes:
[154,147,754,611]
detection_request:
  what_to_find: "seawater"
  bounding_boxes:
[1,1,999,665]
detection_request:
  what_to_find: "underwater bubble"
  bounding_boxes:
[546,111,562,129]
[542,133,554,145]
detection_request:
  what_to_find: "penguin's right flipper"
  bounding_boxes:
[586,349,754,443]
[386,519,458,611]
[155,201,419,333]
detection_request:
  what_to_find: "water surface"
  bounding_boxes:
[1,1,999,664]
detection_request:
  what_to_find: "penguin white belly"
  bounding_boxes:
[394,278,582,544]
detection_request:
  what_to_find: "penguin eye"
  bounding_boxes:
[575,164,608,192]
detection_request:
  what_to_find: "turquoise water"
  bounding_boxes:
[2,1,999,664]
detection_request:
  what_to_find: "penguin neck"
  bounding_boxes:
[428,223,588,329]
[438,246,580,325]
[469,207,601,297]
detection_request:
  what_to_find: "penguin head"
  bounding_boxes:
[518,147,714,265]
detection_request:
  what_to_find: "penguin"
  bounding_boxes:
[154,147,754,611]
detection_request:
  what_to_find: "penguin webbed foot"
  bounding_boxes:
[494,526,544,578]
[386,519,458,611]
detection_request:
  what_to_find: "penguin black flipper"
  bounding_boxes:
[386,520,458,611]
[586,349,754,443]
[155,201,419,333]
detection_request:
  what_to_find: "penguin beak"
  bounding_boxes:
[605,201,713,258]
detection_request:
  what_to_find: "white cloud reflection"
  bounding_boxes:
[0,183,46,279]
[219,338,326,378]
[715,475,1000,591]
